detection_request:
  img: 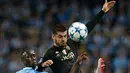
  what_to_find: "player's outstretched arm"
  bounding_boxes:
[36,49,53,71]
[41,60,53,67]
[86,0,116,34]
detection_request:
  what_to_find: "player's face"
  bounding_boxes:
[100,59,105,70]
[28,50,37,66]
[53,31,67,47]
[23,50,37,67]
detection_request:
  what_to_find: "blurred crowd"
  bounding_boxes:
[0,0,130,73]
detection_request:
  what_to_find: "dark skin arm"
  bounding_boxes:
[69,52,89,73]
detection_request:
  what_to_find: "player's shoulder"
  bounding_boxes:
[36,71,48,73]
[16,70,22,73]
[46,46,55,53]
[16,69,27,73]
[43,46,56,57]
[16,67,36,73]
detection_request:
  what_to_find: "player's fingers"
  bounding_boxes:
[78,52,88,61]
[80,52,87,56]
[82,55,89,63]
[107,1,115,8]
[108,1,116,5]
[46,61,51,65]
[45,62,52,66]
[48,60,53,64]
[46,60,53,65]
[83,55,89,60]
[42,62,49,67]
[105,0,107,3]
[79,53,84,57]
[108,1,116,3]
[80,52,88,59]
[109,3,115,7]
[45,64,49,67]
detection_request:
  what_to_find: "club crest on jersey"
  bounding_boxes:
[55,47,75,61]
[55,51,59,54]
[62,49,67,55]
[61,52,74,61]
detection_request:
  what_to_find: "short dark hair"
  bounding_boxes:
[52,24,67,35]
[21,50,29,60]
[21,50,34,67]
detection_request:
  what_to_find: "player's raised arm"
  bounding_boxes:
[86,0,116,34]
[102,0,116,12]
[69,52,89,73]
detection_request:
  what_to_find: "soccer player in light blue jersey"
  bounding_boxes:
[16,50,53,73]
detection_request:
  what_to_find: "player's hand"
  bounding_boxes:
[41,60,53,67]
[102,0,116,13]
[75,52,89,65]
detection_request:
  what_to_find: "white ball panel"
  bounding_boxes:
[80,30,86,37]
[73,32,80,39]
[72,22,80,28]
[83,33,88,38]
[69,27,76,34]
[79,24,86,30]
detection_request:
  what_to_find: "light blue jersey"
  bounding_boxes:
[16,67,47,73]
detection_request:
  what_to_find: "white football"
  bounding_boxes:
[68,22,88,42]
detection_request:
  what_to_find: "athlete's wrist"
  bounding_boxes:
[102,8,108,13]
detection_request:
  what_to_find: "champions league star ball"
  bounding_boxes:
[68,22,88,42]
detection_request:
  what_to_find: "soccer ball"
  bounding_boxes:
[68,22,88,42]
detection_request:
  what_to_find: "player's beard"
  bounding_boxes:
[56,41,67,47]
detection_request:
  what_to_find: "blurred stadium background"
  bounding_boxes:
[0,0,130,73]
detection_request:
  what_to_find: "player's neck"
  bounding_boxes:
[53,43,58,47]
[53,43,65,48]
